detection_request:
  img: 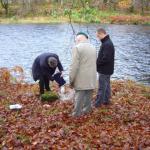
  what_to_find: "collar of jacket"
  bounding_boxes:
[80,40,89,44]
[76,41,89,46]
[101,35,110,43]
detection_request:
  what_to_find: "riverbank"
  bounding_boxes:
[0,67,150,149]
[0,12,150,25]
[1,1,150,25]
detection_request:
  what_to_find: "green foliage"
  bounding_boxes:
[51,9,58,18]
[142,92,150,99]
[63,8,70,16]
[0,1,149,24]
[0,117,5,125]
[41,92,59,102]
[16,134,31,144]
[68,7,119,23]
[44,107,60,116]
[69,8,98,23]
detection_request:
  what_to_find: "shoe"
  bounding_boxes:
[93,100,102,108]
[95,103,102,108]
[94,102,102,108]
[103,102,111,106]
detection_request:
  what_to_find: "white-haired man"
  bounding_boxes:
[69,32,97,117]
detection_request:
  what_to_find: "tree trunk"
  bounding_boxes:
[141,0,144,14]
[0,0,9,16]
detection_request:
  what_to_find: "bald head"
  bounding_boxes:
[75,34,88,44]
[48,57,58,68]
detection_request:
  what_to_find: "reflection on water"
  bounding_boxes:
[0,24,150,85]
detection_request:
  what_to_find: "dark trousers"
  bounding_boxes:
[95,73,111,107]
[39,75,50,95]
[39,73,66,95]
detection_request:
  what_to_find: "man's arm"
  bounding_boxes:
[69,47,80,85]
[57,57,64,72]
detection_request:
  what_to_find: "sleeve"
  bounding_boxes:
[57,57,64,72]
[97,44,113,66]
[69,47,80,84]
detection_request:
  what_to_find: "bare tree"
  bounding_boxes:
[131,0,149,14]
[0,0,9,16]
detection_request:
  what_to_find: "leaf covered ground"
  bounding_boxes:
[0,67,150,150]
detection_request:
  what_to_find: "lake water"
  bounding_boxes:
[0,23,150,85]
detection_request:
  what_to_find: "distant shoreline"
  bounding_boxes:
[0,15,150,25]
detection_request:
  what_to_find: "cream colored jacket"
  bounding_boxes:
[69,41,97,90]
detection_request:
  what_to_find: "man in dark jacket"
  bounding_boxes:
[94,28,115,107]
[32,53,66,95]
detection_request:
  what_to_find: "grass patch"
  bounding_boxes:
[0,117,5,125]
[103,116,113,121]
[0,99,11,107]
[41,91,59,102]
[142,92,150,99]
[0,91,7,97]
[16,134,31,144]
[98,108,109,113]
[44,108,60,116]
[0,7,149,24]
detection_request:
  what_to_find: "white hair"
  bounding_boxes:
[75,35,88,44]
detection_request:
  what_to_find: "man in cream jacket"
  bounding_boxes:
[69,32,97,117]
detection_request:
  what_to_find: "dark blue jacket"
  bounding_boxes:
[32,53,63,81]
[97,35,115,75]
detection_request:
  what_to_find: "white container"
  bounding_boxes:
[59,89,75,101]
[60,86,65,94]
[9,104,22,110]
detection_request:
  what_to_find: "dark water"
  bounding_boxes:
[0,23,150,85]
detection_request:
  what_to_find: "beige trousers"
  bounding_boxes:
[72,90,93,117]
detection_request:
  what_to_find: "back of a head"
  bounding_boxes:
[97,28,107,40]
[77,32,88,39]
[76,32,89,44]
[48,57,58,68]
[97,28,107,35]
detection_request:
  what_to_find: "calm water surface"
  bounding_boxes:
[0,24,149,85]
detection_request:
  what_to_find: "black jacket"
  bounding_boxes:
[32,53,63,81]
[97,35,115,75]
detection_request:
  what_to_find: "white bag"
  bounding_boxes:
[59,88,75,101]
